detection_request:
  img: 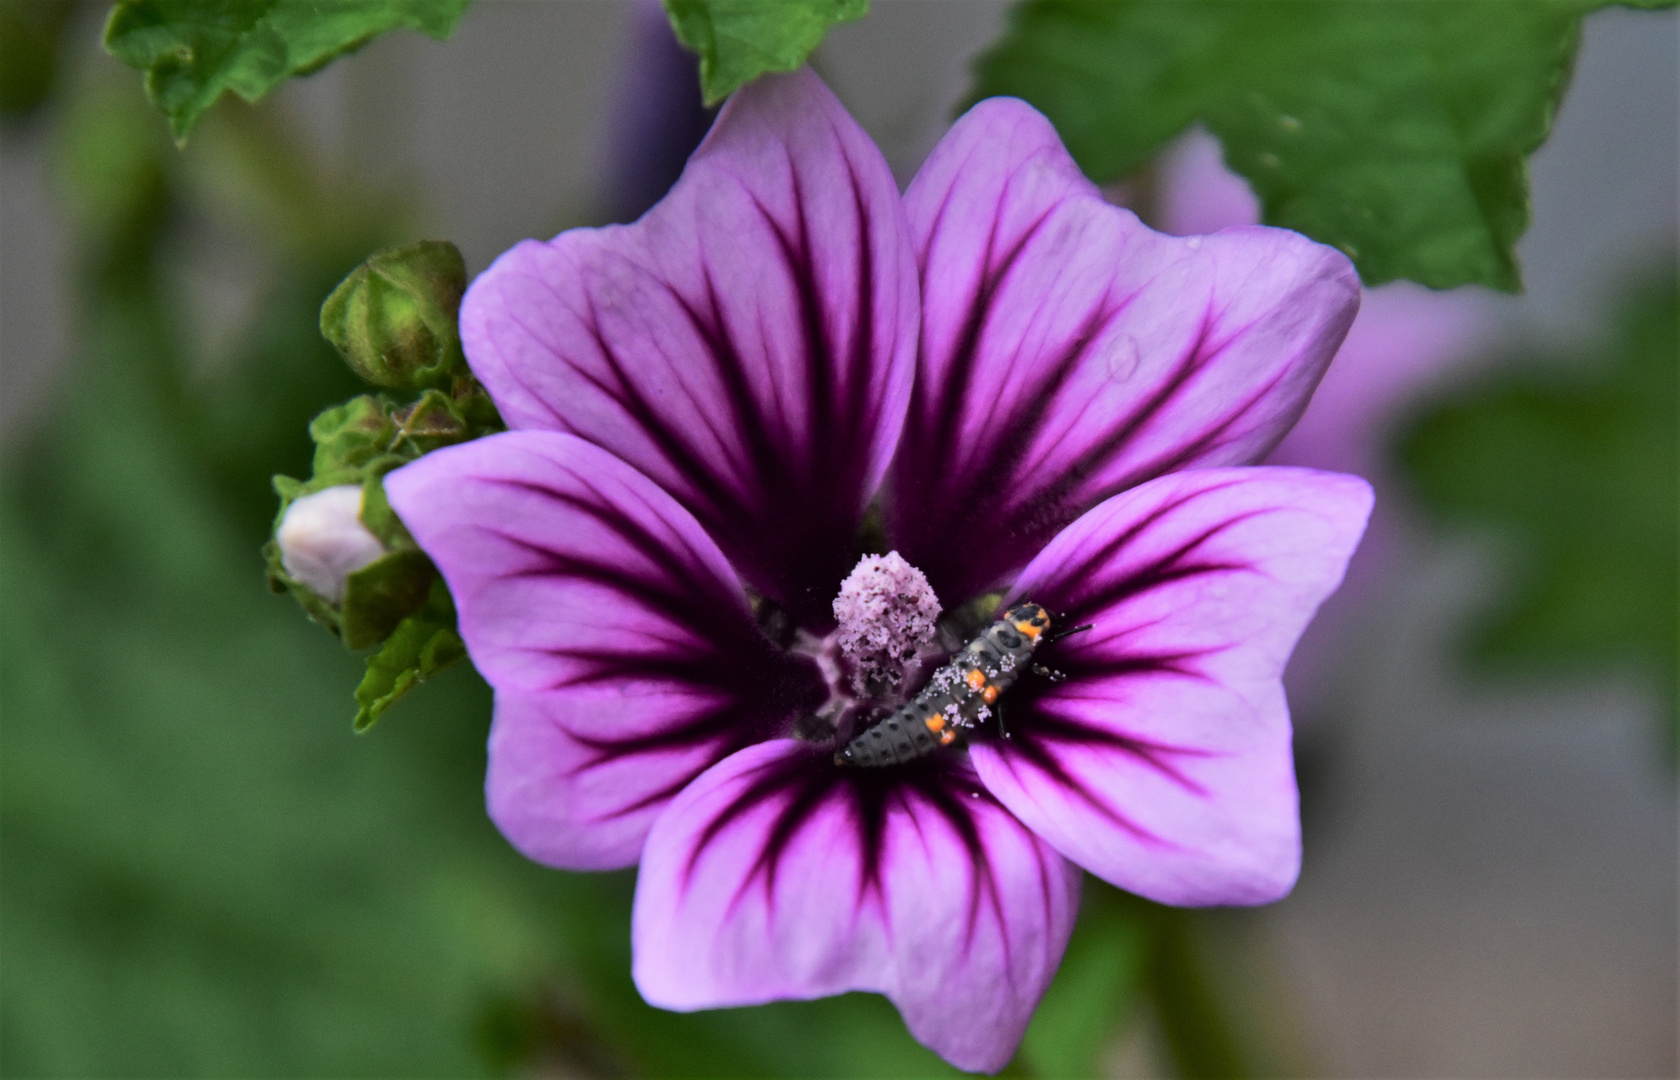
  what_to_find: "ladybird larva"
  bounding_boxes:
[834,601,1063,768]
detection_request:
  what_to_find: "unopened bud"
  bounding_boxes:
[276,485,386,604]
[320,240,467,390]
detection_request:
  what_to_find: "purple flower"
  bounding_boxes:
[385,71,1371,1072]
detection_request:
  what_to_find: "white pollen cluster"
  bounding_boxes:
[832,551,941,696]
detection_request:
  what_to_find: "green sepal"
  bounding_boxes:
[270,472,306,506]
[305,385,499,480]
[353,579,467,732]
[309,393,400,475]
[267,372,500,652]
[320,240,468,390]
[356,470,413,551]
[389,387,475,454]
[339,548,434,650]
[452,379,502,433]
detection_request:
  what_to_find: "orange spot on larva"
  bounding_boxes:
[940,729,957,745]
[1014,619,1043,640]
[926,714,946,733]
[982,684,999,704]
[966,668,987,691]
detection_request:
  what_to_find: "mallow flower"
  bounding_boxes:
[385,70,1371,1072]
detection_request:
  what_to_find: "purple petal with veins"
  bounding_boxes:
[887,98,1361,604]
[969,468,1372,906]
[633,740,1081,1074]
[385,432,824,869]
[460,69,918,627]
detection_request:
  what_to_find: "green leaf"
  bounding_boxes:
[664,0,868,105]
[103,0,473,142]
[972,0,1670,292]
[1397,267,1677,747]
[354,584,467,731]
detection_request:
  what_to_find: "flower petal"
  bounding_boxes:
[969,468,1372,906]
[385,432,825,869]
[632,741,1081,1073]
[888,98,1361,603]
[461,69,918,627]
[1158,126,1261,236]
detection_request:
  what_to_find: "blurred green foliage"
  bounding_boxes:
[103,0,473,142]
[972,0,1674,293]
[663,0,867,105]
[0,0,75,118]
[1399,266,1678,751]
[4,55,525,1076]
[1020,880,1150,1078]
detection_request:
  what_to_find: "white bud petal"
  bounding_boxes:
[276,485,386,604]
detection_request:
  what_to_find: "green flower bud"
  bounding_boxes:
[320,240,467,390]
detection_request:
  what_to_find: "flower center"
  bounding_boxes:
[788,552,944,743]
[832,551,941,697]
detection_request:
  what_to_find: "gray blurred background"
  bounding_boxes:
[3,2,1674,1076]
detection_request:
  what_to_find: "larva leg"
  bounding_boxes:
[1030,663,1068,683]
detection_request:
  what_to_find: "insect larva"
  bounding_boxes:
[834,601,1082,768]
